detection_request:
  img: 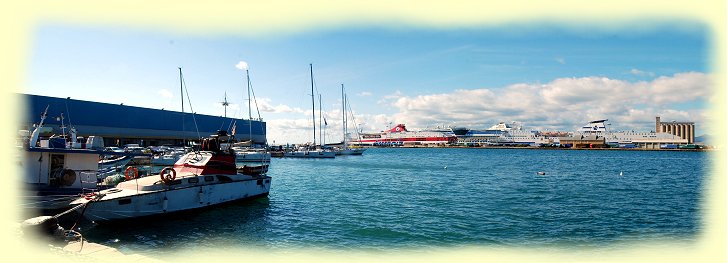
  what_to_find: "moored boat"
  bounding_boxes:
[283,64,336,158]
[70,131,271,221]
[284,146,336,158]
[335,83,366,156]
[20,107,144,211]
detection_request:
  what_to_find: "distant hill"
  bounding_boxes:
[695,134,710,144]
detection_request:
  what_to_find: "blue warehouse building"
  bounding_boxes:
[22,94,267,147]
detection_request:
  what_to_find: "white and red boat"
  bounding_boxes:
[70,131,271,221]
[349,124,457,146]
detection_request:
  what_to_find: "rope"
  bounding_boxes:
[181,73,202,141]
[64,98,73,131]
[68,193,105,231]
[248,73,262,121]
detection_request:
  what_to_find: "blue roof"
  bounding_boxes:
[22,94,266,142]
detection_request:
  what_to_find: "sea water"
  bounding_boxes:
[80,148,708,256]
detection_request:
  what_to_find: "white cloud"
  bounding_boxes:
[555,57,566,64]
[235,61,249,71]
[377,90,404,105]
[629,68,655,77]
[254,98,304,114]
[157,89,173,99]
[357,91,372,97]
[385,72,711,133]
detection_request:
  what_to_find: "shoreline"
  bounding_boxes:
[359,145,712,152]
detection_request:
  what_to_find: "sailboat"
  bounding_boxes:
[232,67,272,167]
[335,83,365,156]
[284,64,336,158]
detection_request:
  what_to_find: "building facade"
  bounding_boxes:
[655,116,695,144]
[22,94,267,147]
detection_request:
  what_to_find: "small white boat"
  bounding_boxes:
[233,147,271,163]
[150,149,187,166]
[70,131,271,221]
[334,147,366,156]
[98,155,131,170]
[282,64,336,159]
[335,83,366,156]
[284,147,336,158]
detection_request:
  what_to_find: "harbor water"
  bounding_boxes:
[79,148,707,256]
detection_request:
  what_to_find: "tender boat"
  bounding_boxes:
[70,131,272,221]
[233,146,271,163]
[98,155,132,170]
[150,148,188,166]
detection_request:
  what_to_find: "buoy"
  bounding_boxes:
[619,171,623,176]
[537,172,546,175]
[444,166,447,169]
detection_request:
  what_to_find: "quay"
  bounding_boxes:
[357,144,711,151]
[18,216,164,263]
[58,240,163,263]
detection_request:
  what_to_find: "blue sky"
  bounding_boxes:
[26,22,710,144]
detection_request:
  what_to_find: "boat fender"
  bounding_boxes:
[162,196,168,212]
[160,167,177,184]
[125,166,139,180]
[198,190,203,203]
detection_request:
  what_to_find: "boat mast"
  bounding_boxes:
[247,69,253,143]
[319,94,323,146]
[310,64,316,147]
[341,83,346,148]
[179,67,185,147]
[29,105,50,148]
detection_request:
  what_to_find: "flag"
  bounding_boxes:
[324,117,328,126]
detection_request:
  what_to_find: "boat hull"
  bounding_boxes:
[335,148,366,156]
[283,150,336,158]
[77,176,271,221]
[235,152,272,163]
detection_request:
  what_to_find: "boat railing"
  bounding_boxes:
[78,170,100,188]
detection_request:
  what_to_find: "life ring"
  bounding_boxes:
[125,166,139,180]
[160,167,176,184]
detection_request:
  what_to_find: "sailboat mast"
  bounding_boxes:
[341,83,346,147]
[310,64,316,146]
[179,67,186,147]
[247,69,253,142]
[319,94,323,146]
